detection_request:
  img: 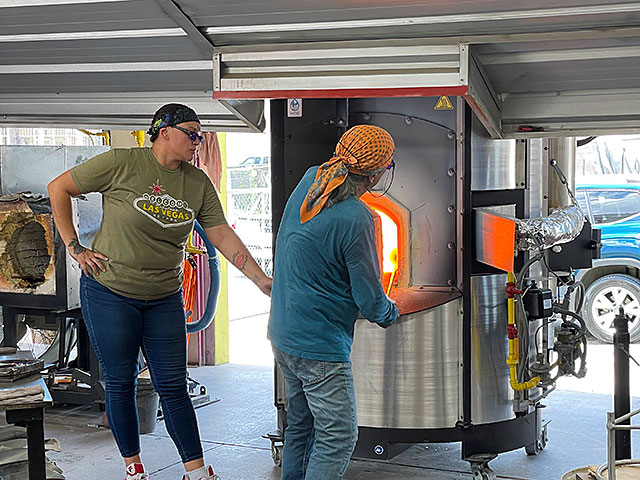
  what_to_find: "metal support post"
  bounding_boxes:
[607,411,617,480]
[57,316,67,369]
[6,407,46,480]
[1,306,18,347]
[613,307,631,460]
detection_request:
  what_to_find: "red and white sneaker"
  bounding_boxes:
[125,463,149,480]
[181,465,220,480]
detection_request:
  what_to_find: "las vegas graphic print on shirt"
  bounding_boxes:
[133,179,195,228]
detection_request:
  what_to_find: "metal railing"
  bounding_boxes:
[598,409,640,480]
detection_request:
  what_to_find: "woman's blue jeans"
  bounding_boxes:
[80,274,203,462]
[273,346,358,480]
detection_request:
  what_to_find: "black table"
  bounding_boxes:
[0,356,52,480]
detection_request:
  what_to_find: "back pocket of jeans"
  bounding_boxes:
[294,358,326,385]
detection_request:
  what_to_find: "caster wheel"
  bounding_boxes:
[525,440,542,455]
[271,443,283,467]
[472,467,497,480]
[525,423,548,456]
[468,454,498,480]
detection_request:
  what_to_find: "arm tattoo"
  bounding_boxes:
[68,238,86,255]
[231,251,248,271]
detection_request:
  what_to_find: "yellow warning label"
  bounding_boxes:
[434,96,454,111]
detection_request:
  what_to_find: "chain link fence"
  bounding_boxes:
[226,161,272,319]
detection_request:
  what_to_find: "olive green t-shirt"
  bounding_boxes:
[70,147,226,300]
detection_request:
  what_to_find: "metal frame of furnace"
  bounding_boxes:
[268,97,589,478]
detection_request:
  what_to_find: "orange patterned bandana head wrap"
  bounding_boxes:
[300,125,395,223]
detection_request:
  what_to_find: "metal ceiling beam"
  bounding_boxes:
[208,26,640,51]
[212,40,504,137]
[479,46,640,65]
[219,100,265,133]
[204,3,640,36]
[0,116,249,131]
[501,89,640,138]
[465,52,501,139]
[0,0,127,6]
[0,92,264,132]
[154,0,215,59]
[213,42,469,99]
[0,28,185,43]
[0,61,211,74]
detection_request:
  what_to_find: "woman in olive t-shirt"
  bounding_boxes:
[48,104,271,480]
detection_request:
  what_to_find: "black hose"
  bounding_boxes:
[516,252,544,291]
[573,281,585,313]
[577,136,597,147]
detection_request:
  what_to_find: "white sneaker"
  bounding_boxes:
[181,465,220,480]
[125,463,149,480]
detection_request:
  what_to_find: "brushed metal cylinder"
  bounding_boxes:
[352,297,463,429]
[548,137,576,210]
[470,274,514,424]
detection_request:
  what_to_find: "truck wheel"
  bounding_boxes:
[583,274,640,343]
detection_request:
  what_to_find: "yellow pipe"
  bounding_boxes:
[78,129,110,146]
[506,272,541,391]
[185,232,205,255]
[131,130,146,147]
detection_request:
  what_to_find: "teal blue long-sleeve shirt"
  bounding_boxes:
[268,167,398,362]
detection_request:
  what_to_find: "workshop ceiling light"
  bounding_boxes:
[0,0,127,6]
[0,28,185,43]
[0,61,211,74]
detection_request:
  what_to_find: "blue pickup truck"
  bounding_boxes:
[575,183,640,343]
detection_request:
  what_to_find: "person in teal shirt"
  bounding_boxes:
[268,124,399,480]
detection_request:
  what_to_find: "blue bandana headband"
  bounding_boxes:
[147,105,201,136]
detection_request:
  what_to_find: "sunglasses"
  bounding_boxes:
[170,125,203,144]
[386,160,395,170]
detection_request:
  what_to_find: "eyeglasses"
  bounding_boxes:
[370,160,395,199]
[170,125,203,144]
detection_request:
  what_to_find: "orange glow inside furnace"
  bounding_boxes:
[361,193,409,294]
[372,208,398,294]
[361,193,462,316]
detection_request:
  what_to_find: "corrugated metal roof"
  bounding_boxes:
[0,0,263,131]
[1,0,640,136]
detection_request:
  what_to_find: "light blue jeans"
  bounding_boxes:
[273,346,358,480]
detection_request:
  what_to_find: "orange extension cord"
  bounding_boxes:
[182,257,197,344]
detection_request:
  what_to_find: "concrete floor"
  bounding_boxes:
[42,361,640,480]
[29,314,640,480]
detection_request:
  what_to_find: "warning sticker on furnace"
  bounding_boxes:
[434,96,454,111]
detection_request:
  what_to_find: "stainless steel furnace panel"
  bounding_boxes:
[352,298,463,429]
[470,274,514,424]
[349,98,458,288]
[471,116,519,192]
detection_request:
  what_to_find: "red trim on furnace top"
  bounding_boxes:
[213,86,468,100]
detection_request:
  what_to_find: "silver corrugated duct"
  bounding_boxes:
[516,204,585,251]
